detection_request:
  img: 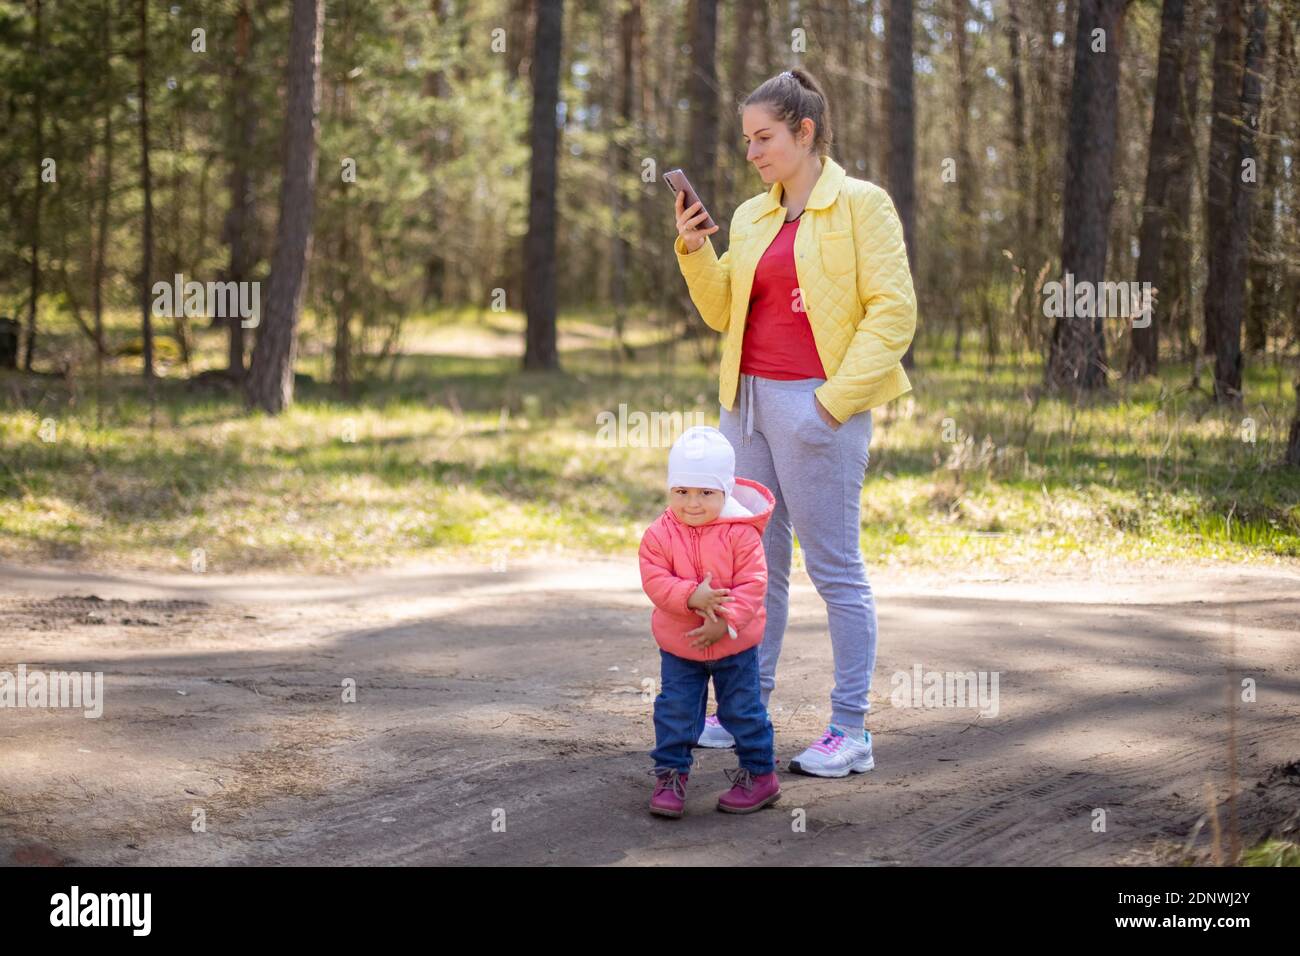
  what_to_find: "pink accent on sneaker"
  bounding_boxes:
[716,767,780,814]
[809,729,846,755]
[649,769,689,818]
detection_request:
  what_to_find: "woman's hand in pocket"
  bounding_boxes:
[813,394,841,431]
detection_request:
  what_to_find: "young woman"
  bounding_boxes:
[672,67,917,777]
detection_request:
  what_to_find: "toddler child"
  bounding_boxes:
[638,425,780,817]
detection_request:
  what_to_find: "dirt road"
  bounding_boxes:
[1,556,1297,866]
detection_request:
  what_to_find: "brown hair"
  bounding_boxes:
[741,68,834,158]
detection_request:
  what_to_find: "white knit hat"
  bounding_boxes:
[667,425,735,496]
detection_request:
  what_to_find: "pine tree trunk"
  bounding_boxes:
[1162,0,1204,364]
[1128,0,1187,379]
[245,0,324,413]
[25,0,44,372]
[1046,0,1129,395]
[609,0,639,364]
[1028,0,1057,272]
[1204,0,1267,405]
[138,0,154,382]
[1006,0,1029,245]
[1219,0,1266,388]
[1244,9,1285,353]
[523,0,563,370]
[333,2,354,398]
[887,0,917,370]
[678,0,719,348]
[224,0,255,380]
[93,0,113,424]
[952,0,974,365]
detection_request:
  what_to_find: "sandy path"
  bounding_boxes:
[1,557,1297,866]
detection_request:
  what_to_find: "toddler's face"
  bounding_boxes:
[669,486,724,526]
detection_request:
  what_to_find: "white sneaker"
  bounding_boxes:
[696,714,736,748]
[788,726,874,777]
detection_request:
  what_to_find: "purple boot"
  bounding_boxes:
[716,767,780,814]
[649,768,689,818]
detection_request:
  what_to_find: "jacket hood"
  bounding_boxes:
[664,476,775,537]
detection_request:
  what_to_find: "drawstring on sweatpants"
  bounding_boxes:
[742,374,755,445]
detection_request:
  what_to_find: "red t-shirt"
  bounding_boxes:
[740,216,827,380]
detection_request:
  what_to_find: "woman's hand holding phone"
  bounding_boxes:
[675,189,719,253]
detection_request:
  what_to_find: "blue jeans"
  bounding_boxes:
[651,646,775,775]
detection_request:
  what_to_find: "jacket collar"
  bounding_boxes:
[750,154,846,223]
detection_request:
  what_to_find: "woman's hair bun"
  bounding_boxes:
[742,68,833,157]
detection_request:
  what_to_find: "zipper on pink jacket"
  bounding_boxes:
[688,526,711,660]
[688,526,703,578]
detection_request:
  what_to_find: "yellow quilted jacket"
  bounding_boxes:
[674,155,917,424]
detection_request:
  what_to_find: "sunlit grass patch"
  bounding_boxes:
[2,309,1297,572]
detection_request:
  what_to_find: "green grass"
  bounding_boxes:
[1240,839,1300,866]
[1,304,1298,573]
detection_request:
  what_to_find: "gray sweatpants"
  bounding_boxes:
[719,373,878,733]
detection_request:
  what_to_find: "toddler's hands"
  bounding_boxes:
[687,613,729,650]
[687,571,733,622]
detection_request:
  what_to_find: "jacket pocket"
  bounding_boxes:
[819,229,855,277]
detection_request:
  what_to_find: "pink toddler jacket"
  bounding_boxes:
[638,477,776,662]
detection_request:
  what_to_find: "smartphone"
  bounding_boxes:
[664,169,717,231]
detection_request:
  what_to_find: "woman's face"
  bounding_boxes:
[743,105,815,186]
